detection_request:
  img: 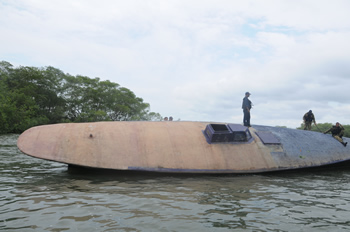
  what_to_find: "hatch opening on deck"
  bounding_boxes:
[203,123,252,144]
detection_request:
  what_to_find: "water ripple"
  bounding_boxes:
[1,135,350,231]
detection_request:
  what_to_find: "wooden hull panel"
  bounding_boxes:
[17,121,350,173]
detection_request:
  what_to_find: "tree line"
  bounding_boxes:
[0,61,162,134]
[1,60,349,137]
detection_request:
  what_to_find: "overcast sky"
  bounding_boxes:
[1,0,350,128]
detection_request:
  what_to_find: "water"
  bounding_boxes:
[1,134,350,232]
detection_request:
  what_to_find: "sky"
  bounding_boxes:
[1,0,350,128]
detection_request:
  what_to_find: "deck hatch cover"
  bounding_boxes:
[227,124,252,142]
[204,124,233,143]
[203,123,253,144]
[255,131,281,144]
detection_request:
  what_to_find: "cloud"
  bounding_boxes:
[1,0,350,128]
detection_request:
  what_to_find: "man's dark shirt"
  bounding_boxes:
[242,97,252,110]
[330,126,342,136]
[303,112,315,122]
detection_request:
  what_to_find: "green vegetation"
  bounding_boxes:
[0,61,162,134]
[297,123,350,137]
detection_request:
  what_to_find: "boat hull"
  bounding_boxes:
[17,121,350,173]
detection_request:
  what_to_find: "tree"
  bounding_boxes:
[0,62,48,133]
[5,65,66,124]
[62,75,160,122]
[0,61,163,133]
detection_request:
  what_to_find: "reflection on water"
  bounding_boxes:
[1,134,350,231]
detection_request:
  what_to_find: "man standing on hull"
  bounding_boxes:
[303,110,317,130]
[242,92,252,127]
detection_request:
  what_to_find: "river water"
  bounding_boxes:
[1,134,350,232]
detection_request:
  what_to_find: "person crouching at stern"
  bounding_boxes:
[324,122,347,147]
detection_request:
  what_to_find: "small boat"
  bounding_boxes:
[17,121,350,174]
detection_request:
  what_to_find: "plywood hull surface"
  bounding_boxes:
[17,121,350,173]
